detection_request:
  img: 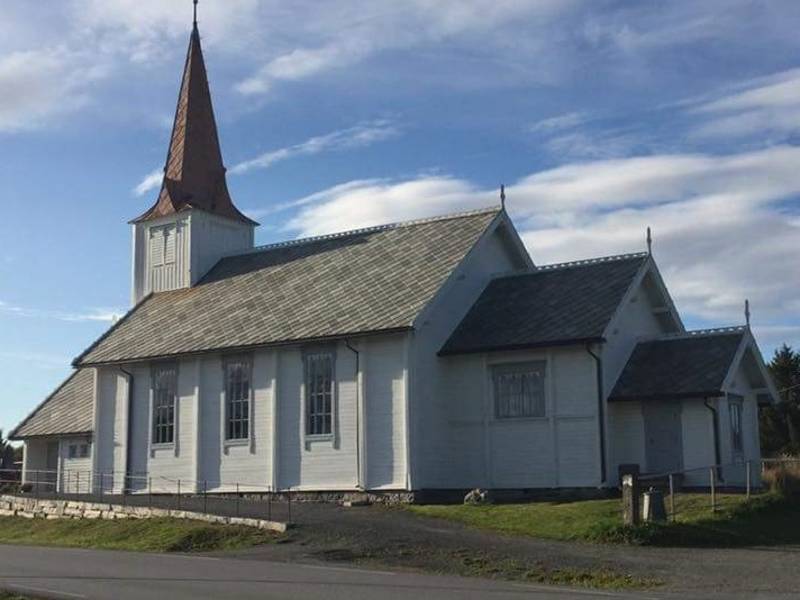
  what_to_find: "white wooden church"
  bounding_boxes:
[12,16,779,498]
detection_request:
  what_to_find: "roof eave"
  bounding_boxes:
[438,336,605,357]
[77,326,415,368]
[608,390,725,402]
[10,430,94,442]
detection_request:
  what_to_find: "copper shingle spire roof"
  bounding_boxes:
[133,22,256,225]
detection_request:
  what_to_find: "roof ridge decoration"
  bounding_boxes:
[132,18,255,225]
[653,326,748,341]
[241,206,502,256]
[536,252,649,272]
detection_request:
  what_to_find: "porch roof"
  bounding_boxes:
[609,328,746,402]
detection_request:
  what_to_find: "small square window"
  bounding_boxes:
[68,445,78,459]
[79,443,90,458]
[492,361,546,419]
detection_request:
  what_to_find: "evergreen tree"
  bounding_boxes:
[762,345,800,456]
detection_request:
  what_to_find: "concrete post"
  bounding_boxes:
[622,473,640,526]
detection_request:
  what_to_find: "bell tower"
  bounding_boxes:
[130,6,256,304]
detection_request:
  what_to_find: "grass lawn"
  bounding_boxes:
[407,493,800,547]
[0,517,279,553]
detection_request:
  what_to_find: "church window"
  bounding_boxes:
[224,356,252,441]
[305,351,335,437]
[152,364,177,445]
[492,361,547,419]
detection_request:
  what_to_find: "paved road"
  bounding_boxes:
[0,545,665,600]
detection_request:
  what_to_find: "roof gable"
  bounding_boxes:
[11,369,94,439]
[77,208,500,365]
[440,253,648,355]
[609,328,746,401]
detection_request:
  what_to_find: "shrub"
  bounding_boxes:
[762,459,800,498]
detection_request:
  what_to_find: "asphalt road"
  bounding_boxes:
[0,545,665,600]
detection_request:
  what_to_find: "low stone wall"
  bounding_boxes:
[0,495,288,533]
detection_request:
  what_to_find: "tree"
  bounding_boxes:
[761,345,800,456]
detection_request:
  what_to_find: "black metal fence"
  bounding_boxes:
[0,469,302,525]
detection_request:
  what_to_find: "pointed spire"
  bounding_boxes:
[193,0,199,28]
[500,184,506,209]
[646,226,652,255]
[745,299,751,327]
[133,12,256,225]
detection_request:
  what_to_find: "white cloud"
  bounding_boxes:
[529,112,590,134]
[278,146,800,341]
[230,120,400,175]
[133,168,163,197]
[691,68,800,140]
[0,47,102,132]
[0,301,123,323]
[236,0,576,95]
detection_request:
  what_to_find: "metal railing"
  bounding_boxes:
[0,469,298,525]
[635,457,798,521]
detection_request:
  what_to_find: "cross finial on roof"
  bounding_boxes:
[193,0,199,28]
[646,226,652,255]
[745,299,751,327]
[500,184,506,209]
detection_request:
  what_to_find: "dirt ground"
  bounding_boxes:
[220,502,800,596]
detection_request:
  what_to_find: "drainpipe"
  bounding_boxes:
[703,397,723,482]
[344,341,364,491]
[586,344,607,484]
[120,367,134,494]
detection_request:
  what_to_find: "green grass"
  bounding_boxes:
[0,517,279,553]
[0,593,32,600]
[407,493,800,547]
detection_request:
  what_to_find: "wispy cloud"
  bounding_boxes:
[280,145,800,344]
[133,167,163,197]
[0,300,123,323]
[689,68,800,140]
[229,120,400,175]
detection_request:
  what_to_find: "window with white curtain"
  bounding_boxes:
[152,364,177,445]
[492,361,546,419]
[225,356,252,441]
[305,352,334,437]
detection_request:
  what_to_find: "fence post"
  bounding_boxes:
[76,471,80,498]
[710,467,716,513]
[621,473,641,526]
[177,479,181,510]
[148,477,152,509]
[203,480,208,514]
[35,470,39,499]
[746,461,751,499]
[236,483,240,518]
[669,473,676,521]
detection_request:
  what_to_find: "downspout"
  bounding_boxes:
[120,367,134,494]
[586,344,607,484]
[703,397,723,481]
[345,341,364,490]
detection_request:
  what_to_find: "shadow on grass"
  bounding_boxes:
[592,494,800,547]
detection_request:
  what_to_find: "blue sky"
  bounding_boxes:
[2,0,799,434]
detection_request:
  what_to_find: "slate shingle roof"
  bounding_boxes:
[609,328,746,401]
[76,208,501,366]
[10,370,94,439]
[440,253,648,355]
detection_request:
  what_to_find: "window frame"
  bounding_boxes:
[151,363,178,448]
[148,224,177,267]
[68,445,78,459]
[303,349,336,441]
[223,354,253,444]
[490,360,548,420]
[729,395,744,457]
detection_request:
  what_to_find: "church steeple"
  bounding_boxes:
[130,5,256,305]
[133,14,255,225]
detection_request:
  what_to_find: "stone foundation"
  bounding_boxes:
[0,495,288,533]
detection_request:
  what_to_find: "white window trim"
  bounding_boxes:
[149,362,179,455]
[489,360,548,421]
[302,348,337,443]
[222,354,254,447]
